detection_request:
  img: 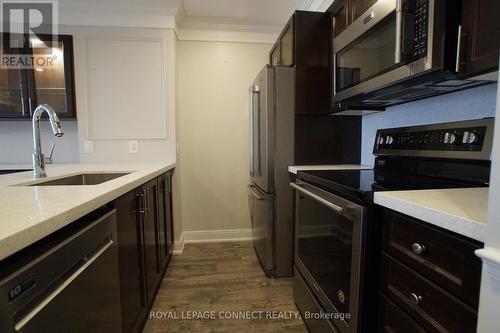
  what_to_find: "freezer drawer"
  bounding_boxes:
[248,184,275,275]
[0,209,122,333]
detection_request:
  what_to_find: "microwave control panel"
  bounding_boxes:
[412,0,429,58]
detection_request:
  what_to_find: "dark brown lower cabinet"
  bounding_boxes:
[157,173,174,270]
[378,208,482,333]
[141,178,161,305]
[114,170,174,333]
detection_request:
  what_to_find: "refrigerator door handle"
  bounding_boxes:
[249,85,260,177]
[249,85,255,177]
[248,185,265,200]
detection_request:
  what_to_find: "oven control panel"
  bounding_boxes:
[373,119,494,160]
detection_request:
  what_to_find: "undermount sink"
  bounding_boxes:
[0,169,31,175]
[28,173,131,186]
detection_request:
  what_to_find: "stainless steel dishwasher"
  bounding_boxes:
[0,209,122,333]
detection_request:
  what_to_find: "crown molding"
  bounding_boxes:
[306,0,335,11]
[175,27,277,44]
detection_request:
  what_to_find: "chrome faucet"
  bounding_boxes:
[32,104,64,179]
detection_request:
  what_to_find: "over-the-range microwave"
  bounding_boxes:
[331,0,494,114]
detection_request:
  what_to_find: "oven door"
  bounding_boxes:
[333,0,436,103]
[291,181,366,333]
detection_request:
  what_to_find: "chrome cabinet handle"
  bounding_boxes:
[144,188,149,217]
[410,292,423,305]
[14,239,114,331]
[135,191,145,214]
[28,97,33,116]
[412,243,426,255]
[394,0,403,64]
[249,185,264,200]
[455,25,463,73]
[21,97,26,116]
[290,182,344,215]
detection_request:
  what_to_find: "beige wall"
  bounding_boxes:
[176,40,271,234]
[62,25,178,164]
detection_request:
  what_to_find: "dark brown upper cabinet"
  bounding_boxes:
[270,42,281,66]
[332,0,349,37]
[351,0,378,22]
[458,0,500,77]
[269,11,331,115]
[0,34,76,119]
[330,0,378,38]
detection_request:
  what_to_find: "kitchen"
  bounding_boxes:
[0,0,499,332]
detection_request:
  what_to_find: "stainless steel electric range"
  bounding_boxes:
[291,118,494,333]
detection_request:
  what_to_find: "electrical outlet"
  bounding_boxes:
[84,140,94,154]
[129,140,138,153]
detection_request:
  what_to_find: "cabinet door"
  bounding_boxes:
[27,35,76,118]
[351,0,377,22]
[114,189,146,333]
[459,0,500,77]
[332,0,349,37]
[141,179,161,304]
[0,67,29,118]
[0,34,30,118]
[270,42,281,66]
[165,172,174,258]
[157,174,168,269]
[281,20,294,66]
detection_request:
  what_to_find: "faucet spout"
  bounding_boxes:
[32,104,64,179]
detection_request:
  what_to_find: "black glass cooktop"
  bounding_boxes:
[297,169,485,202]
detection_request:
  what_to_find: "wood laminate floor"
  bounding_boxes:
[143,242,308,333]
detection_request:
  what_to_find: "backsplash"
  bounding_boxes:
[0,121,79,164]
[361,84,498,165]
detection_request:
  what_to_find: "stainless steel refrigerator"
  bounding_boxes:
[248,65,294,278]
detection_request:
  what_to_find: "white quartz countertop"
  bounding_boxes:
[288,164,372,174]
[374,188,488,242]
[0,163,175,261]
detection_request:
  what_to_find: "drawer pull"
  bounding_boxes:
[412,243,426,255]
[409,293,423,305]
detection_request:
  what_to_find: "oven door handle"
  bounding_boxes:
[290,182,344,215]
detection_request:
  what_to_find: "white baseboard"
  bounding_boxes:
[172,229,253,255]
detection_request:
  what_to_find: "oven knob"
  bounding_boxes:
[443,132,456,144]
[386,136,394,145]
[462,131,477,144]
[378,136,385,145]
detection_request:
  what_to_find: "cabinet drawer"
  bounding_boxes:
[380,253,477,333]
[378,293,426,333]
[293,267,338,333]
[382,209,482,307]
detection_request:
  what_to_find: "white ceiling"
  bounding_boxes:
[58,0,315,32]
[181,0,309,28]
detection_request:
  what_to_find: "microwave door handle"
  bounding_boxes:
[249,86,255,177]
[333,53,337,95]
[455,25,463,73]
[395,0,403,64]
[290,182,344,215]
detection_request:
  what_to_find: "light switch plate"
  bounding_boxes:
[84,140,94,154]
[129,140,138,153]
